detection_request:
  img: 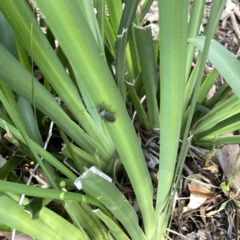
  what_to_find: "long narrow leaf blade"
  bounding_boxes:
[156,0,189,237]
[33,1,156,236]
[188,36,240,99]
[75,168,147,240]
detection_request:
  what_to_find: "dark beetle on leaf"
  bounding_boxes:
[97,105,115,123]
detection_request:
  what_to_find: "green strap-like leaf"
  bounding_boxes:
[188,36,240,100]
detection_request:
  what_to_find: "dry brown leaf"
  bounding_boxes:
[203,164,219,174]
[188,182,214,199]
[182,179,215,213]
[200,207,207,225]
[214,133,240,190]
